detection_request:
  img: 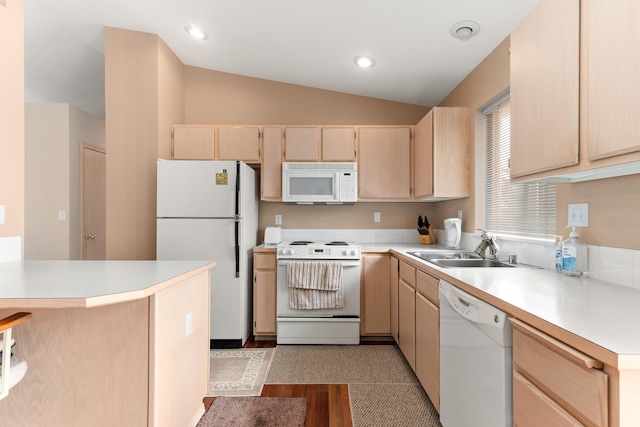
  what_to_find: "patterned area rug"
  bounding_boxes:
[197,396,307,427]
[207,348,274,397]
[266,344,442,427]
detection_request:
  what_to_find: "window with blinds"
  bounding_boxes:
[485,97,556,239]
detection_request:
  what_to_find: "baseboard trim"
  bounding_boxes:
[210,339,243,349]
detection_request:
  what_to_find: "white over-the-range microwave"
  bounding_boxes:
[282,162,357,204]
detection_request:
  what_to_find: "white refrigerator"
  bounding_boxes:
[156,160,258,348]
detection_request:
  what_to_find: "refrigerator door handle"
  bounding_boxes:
[234,161,241,278]
[235,219,240,278]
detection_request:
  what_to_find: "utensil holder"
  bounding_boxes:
[419,226,436,245]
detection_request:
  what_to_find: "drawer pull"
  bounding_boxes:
[511,318,603,370]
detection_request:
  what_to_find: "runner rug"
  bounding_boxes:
[196,396,307,427]
[266,344,441,427]
[207,348,274,397]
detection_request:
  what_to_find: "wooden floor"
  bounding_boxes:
[202,337,356,427]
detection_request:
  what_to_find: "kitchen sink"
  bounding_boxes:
[407,251,482,262]
[429,258,515,268]
[407,251,516,268]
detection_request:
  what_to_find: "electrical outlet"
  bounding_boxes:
[458,210,463,220]
[0,205,4,225]
[374,212,381,223]
[275,214,282,225]
[568,203,589,227]
[185,312,192,336]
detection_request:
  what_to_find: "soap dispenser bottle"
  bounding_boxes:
[562,227,588,276]
[555,236,563,271]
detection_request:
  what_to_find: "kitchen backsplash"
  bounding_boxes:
[276,228,640,290]
[0,236,22,262]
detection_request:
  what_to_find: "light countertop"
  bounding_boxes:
[381,244,640,369]
[255,242,640,367]
[0,260,216,308]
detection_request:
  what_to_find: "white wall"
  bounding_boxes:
[24,103,105,259]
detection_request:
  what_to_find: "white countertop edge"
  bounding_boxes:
[0,260,216,308]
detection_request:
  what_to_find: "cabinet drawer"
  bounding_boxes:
[512,320,608,427]
[416,270,439,305]
[254,253,276,270]
[514,371,583,427]
[399,261,416,288]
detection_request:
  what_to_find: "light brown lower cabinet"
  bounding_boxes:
[514,370,584,426]
[361,254,391,336]
[398,279,416,370]
[253,252,277,336]
[512,318,608,427]
[415,291,439,412]
[390,256,399,343]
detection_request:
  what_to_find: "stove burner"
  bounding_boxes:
[289,241,314,245]
[326,241,349,246]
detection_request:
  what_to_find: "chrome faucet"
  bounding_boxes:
[475,229,500,259]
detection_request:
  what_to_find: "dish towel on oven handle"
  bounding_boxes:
[287,261,344,309]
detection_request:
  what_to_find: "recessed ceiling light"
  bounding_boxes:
[450,21,480,41]
[185,25,208,40]
[354,56,376,68]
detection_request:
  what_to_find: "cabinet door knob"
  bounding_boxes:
[84,235,95,240]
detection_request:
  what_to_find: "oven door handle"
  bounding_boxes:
[278,260,361,268]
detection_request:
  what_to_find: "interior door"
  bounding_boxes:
[81,146,106,260]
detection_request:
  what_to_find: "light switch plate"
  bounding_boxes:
[568,203,589,227]
[374,212,381,223]
[275,214,282,225]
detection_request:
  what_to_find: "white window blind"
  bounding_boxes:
[485,98,556,239]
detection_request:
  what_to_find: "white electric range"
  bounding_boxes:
[276,241,361,344]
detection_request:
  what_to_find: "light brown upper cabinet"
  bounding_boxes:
[358,127,412,200]
[172,125,215,160]
[584,0,640,162]
[321,127,357,161]
[260,127,283,201]
[510,0,580,178]
[510,0,640,182]
[283,127,320,161]
[218,126,261,163]
[414,107,470,200]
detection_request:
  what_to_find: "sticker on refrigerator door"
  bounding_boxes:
[216,169,228,185]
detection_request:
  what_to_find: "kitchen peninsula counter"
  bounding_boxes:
[0,260,215,308]
[0,260,215,427]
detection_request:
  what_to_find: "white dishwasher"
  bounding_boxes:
[439,279,513,427]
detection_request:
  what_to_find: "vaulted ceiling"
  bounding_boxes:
[24,0,539,117]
